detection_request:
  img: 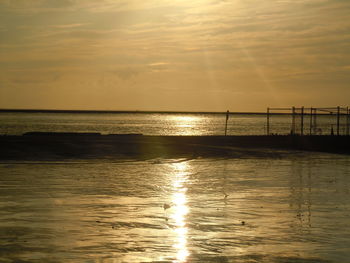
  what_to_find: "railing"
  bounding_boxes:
[266,106,350,136]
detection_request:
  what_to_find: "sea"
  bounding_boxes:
[1,111,350,263]
[0,111,347,136]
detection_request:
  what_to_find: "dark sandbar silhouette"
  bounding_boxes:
[1,132,349,160]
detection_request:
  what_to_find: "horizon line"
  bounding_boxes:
[0,108,269,115]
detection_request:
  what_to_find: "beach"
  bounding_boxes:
[1,116,350,262]
[2,0,350,261]
[1,153,350,262]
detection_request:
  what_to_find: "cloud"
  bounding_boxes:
[0,0,76,13]
[0,69,61,86]
[110,68,140,80]
[147,62,171,72]
[51,23,88,29]
[1,0,350,110]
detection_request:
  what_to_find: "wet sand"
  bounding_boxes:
[0,133,349,160]
[1,133,350,262]
[1,156,350,262]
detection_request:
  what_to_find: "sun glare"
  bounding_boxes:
[167,115,203,135]
[171,116,200,123]
[170,161,190,262]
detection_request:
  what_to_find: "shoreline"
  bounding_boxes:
[1,133,349,160]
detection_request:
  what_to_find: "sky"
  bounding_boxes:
[0,0,350,112]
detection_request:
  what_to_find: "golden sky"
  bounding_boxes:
[0,0,349,112]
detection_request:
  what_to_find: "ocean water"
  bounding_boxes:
[1,154,350,262]
[1,112,349,262]
[0,111,346,136]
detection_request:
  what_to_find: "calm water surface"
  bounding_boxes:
[1,154,350,262]
[0,112,343,135]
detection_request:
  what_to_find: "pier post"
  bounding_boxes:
[337,106,340,136]
[291,106,296,135]
[314,108,317,135]
[301,106,304,135]
[225,110,229,136]
[309,107,313,135]
[267,107,270,135]
[347,107,349,136]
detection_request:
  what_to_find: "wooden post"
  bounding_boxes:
[314,108,317,135]
[301,106,304,135]
[291,106,295,135]
[347,107,349,136]
[225,110,229,136]
[309,107,313,135]
[267,107,270,135]
[337,106,340,136]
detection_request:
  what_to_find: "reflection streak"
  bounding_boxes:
[167,115,203,135]
[170,162,190,262]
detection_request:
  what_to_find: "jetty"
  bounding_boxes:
[267,106,349,136]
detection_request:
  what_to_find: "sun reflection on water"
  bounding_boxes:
[167,115,203,135]
[170,162,190,262]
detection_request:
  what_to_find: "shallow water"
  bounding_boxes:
[0,111,343,136]
[1,154,350,262]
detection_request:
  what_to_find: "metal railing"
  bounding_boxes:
[266,106,350,136]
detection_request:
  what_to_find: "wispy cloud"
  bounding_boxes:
[1,0,350,110]
[51,23,89,29]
